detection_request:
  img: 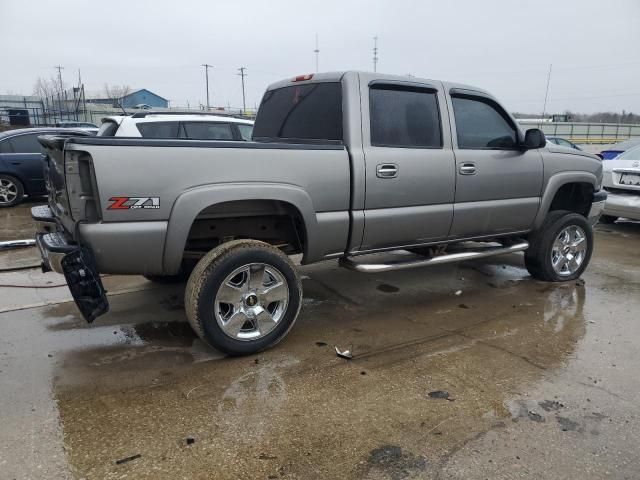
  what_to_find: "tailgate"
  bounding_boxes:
[37,136,81,235]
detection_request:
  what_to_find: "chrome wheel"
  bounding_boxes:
[551,225,587,277]
[0,178,19,205]
[214,263,289,341]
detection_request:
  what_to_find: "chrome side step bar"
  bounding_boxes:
[339,241,529,273]
[0,239,36,251]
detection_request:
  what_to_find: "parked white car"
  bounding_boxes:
[97,113,254,141]
[601,144,640,222]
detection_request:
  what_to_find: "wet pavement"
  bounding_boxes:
[1,203,639,479]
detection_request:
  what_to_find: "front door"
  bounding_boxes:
[360,78,456,251]
[446,92,543,238]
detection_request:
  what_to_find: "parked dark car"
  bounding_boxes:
[599,138,640,160]
[546,136,582,151]
[0,128,89,207]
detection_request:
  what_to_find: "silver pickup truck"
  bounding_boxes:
[34,71,606,355]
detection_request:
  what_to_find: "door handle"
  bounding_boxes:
[458,162,477,175]
[376,163,399,178]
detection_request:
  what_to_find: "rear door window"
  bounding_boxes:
[181,122,234,140]
[136,122,180,138]
[8,134,42,153]
[451,96,517,149]
[370,86,442,148]
[253,82,343,142]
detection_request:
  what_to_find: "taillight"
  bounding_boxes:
[291,74,314,82]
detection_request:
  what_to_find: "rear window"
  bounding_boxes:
[237,124,253,141]
[97,121,119,137]
[181,122,234,140]
[253,82,342,142]
[136,122,180,138]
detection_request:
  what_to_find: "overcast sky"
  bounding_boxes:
[1,0,639,113]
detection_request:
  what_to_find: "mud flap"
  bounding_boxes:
[60,248,109,322]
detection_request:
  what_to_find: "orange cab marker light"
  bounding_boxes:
[292,74,314,82]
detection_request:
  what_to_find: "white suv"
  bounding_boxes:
[97,113,254,141]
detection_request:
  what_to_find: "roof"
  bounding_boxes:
[0,127,91,139]
[124,89,168,102]
[101,114,253,125]
[265,70,491,98]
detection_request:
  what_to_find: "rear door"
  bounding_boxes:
[446,90,543,238]
[360,78,456,251]
[2,133,47,195]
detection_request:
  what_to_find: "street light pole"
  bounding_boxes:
[201,64,212,110]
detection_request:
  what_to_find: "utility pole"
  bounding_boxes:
[238,67,247,115]
[541,63,552,121]
[54,65,64,93]
[373,36,378,72]
[201,64,212,110]
[314,34,320,73]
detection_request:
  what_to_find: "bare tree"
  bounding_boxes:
[103,84,132,104]
[33,76,65,99]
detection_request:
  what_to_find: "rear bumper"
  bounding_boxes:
[588,190,607,226]
[32,206,109,322]
[603,190,640,220]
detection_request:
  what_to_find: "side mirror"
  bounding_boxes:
[524,128,546,149]
[595,153,603,160]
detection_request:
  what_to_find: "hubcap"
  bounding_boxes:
[0,178,18,205]
[214,263,289,341]
[551,225,587,276]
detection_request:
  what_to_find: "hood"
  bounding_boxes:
[545,143,600,161]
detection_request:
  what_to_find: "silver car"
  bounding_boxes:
[601,144,640,222]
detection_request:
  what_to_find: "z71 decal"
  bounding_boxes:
[108,196,160,210]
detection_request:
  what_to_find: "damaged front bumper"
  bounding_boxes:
[32,206,109,322]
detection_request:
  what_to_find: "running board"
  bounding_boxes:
[339,241,529,273]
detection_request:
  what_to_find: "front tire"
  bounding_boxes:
[0,174,24,208]
[185,240,302,355]
[525,211,593,282]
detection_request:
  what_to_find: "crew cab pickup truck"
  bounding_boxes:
[34,71,606,355]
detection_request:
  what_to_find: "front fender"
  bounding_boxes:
[162,183,319,274]
[532,171,597,230]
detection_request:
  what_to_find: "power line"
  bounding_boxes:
[541,63,552,118]
[54,65,64,93]
[372,36,378,72]
[201,64,212,110]
[238,67,247,114]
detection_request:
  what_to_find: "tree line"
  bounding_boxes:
[513,110,640,124]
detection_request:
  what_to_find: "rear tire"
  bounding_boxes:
[525,210,593,282]
[599,215,618,224]
[0,174,24,208]
[185,240,302,355]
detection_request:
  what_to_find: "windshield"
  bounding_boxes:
[617,144,640,160]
